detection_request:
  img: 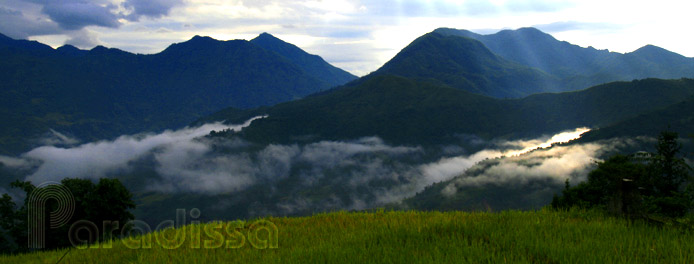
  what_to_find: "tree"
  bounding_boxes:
[0,194,18,254]
[641,131,693,217]
[552,131,693,218]
[552,154,647,216]
[0,178,135,253]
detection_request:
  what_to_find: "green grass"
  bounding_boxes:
[2,209,692,263]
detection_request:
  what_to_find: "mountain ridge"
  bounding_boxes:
[251,32,357,87]
[434,27,694,90]
[0,32,355,155]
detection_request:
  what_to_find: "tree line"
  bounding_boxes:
[552,131,694,219]
[1,178,135,254]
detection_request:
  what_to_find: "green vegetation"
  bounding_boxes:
[553,131,694,218]
[1,209,692,263]
[0,178,135,254]
[579,96,694,142]
[204,76,694,146]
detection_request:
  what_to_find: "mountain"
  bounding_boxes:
[251,32,356,87]
[434,27,694,90]
[0,33,354,154]
[370,32,560,98]
[202,76,694,146]
[0,33,54,54]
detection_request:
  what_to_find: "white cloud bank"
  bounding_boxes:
[19,116,265,184]
[2,124,633,213]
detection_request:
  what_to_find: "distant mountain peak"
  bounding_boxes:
[90,45,109,52]
[88,45,131,56]
[633,44,670,54]
[56,44,87,56]
[250,32,357,86]
[516,27,545,34]
[184,35,220,46]
[256,32,278,39]
[373,31,560,98]
[251,32,287,45]
[190,35,215,41]
[628,44,687,65]
[57,44,79,50]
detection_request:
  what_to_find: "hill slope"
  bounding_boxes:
[0,33,353,154]
[577,95,694,142]
[251,32,357,86]
[372,32,560,98]
[202,77,694,146]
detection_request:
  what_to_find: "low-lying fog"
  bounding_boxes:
[0,117,657,218]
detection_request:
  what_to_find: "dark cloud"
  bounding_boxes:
[0,6,61,39]
[40,1,121,30]
[0,0,183,38]
[122,0,184,21]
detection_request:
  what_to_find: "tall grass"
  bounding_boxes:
[2,208,691,263]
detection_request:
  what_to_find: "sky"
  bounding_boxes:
[1,0,692,76]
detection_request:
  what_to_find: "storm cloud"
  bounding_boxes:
[122,0,185,21]
[35,0,121,30]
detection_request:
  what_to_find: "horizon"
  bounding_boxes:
[1,0,693,76]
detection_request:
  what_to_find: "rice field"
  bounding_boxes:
[2,208,692,263]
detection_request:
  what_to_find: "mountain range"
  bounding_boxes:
[3,27,694,222]
[0,32,356,154]
[434,27,694,92]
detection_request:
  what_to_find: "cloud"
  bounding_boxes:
[150,141,300,193]
[534,21,623,33]
[438,136,652,197]
[22,116,266,184]
[4,123,652,218]
[445,144,601,191]
[122,0,185,21]
[39,1,121,30]
[37,129,81,146]
[0,0,183,38]
[5,124,599,213]
[64,29,101,47]
[0,155,32,169]
[505,0,574,13]
[0,6,61,39]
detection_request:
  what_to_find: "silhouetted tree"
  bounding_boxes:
[552,131,693,218]
[552,154,647,216]
[0,178,135,253]
[0,194,18,254]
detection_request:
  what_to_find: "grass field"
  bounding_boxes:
[1,208,692,263]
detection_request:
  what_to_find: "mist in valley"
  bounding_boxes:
[0,117,658,222]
